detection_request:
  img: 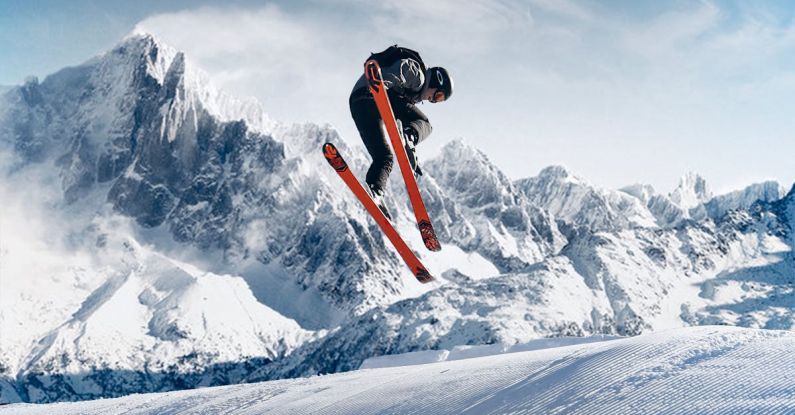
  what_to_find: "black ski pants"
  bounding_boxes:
[349,89,431,193]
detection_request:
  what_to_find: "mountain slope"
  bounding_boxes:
[249,178,792,380]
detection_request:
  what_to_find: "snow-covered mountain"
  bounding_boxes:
[0,33,420,321]
[0,33,419,403]
[670,172,713,210]
[4,326,794,414]
[424,141,566,272]
[1,33,793,404]
[516,165,658,231]
[705,180,786,219]
[621,174,786,228]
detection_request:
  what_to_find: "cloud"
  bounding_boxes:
[527,0,594,22]
[135,5,345,135]
[130,1,795,192]
[620,2,721,62]
[132,1,527,150]
[360,0,527,54]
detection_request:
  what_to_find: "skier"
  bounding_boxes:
[349,45,453,219]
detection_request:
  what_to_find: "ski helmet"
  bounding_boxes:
[427,67,453,102]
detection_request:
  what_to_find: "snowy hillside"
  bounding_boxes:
[3,326,794,414]
[1,32,793,405]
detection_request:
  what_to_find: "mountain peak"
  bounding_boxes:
[535,165,589,187]
[517,165,657,231]
[538,165,570,179]
[120,30,158,47]
[440,138,483,161]
[119,31,169,56]
[788,182,795,199]
[111,32,270,132]
[670,172,712,209]
[620,183,656,204]
[677,172,709,192]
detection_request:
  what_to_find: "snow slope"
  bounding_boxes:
[4,326,793,415]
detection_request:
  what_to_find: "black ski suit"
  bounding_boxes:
[349,58,431,194]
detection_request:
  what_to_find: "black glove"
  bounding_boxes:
[402,127,422,177]
[403,127,419,146]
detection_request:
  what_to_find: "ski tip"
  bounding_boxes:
[425,240,442,252]
[322,142,337,155]
[415,267,434,283]
[364,60,382,91]
[418,220,442,252]
[364,59,381,73]
[322,142,348,172]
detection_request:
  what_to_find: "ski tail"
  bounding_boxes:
[322,143,433,283]
[364,59,442,252]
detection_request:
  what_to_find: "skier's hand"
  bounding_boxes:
[403,127,419,146]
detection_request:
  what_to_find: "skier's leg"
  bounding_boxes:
[349,95,393,193]
[391,99,432,144]
[391,100,431,175]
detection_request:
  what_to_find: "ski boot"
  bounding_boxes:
[367,183,392,221]
[397,121,422,178]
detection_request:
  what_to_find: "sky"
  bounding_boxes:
[2,0,795,194]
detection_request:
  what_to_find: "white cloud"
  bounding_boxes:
[527,0,594,22]
[131,1,795,193]
[132,1,525,156]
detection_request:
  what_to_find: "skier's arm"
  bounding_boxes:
[393,100,432,144]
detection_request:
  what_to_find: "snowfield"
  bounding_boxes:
[3,326,793,415]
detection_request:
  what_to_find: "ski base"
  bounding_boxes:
[323,142,433,283]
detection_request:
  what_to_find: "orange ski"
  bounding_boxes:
[364,59,441,252]
[323,143,433,283]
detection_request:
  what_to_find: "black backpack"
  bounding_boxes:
[368,45,427,73]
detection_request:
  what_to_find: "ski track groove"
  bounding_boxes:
[4,327,795,414]
[560,342,711,414]
[554,333,740,414]
[486,342,659,414]
[460,348,594,414]
[375,351,550,415]
[286,371,411,415]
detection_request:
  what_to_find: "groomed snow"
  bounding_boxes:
[4,326,793,415]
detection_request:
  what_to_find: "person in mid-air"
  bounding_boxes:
[349,45,453,219]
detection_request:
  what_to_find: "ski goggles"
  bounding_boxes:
[431,89,447,103]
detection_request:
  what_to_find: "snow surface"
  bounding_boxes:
[3,326,793,415]
[360,334,618,369]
